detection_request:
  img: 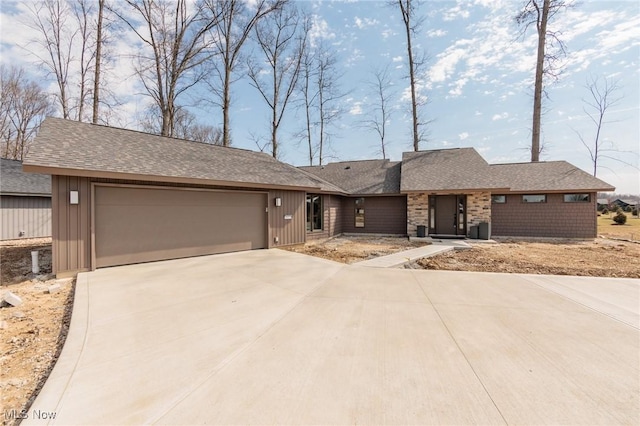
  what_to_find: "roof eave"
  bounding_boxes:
[500,187,615,194]
[0,191,51,197]
[22,164,321,192]
[401,187,511,194]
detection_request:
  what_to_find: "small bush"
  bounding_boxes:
[624,205,633,212]
[601,208,609,215]
[632,208,638,217]
[613,211,627,225]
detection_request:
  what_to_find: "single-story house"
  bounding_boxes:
[1,158,52,240]
[23,118,614,277]
[611,199,638,211]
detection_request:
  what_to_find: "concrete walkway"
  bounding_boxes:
[23,249,640,425]
[354,240,471,268]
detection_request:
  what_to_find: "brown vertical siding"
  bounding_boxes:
[341,196,407,235]
[306,194,344,241]
[0,195,51,240]
[492,193,597,238]
[268,190,306,247]
[51,175,92,276]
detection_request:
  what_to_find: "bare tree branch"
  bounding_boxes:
[247,2,306,159]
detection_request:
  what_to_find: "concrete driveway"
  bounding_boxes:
[26,249,639,425]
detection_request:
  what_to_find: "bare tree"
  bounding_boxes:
[395,0,426,151]
[0,67,52,161]
[114,0,221,137]
[361,65,394,159]
[247,3,307,159]
[71,0,99,122]
[575,76,622,177]
[295,41,345,166]
[315,43,346,166]
[92,0,105,123]
[139,107,222,144]
[297,44,317,165]
[28,0,76,119]
[204,0,286,147]
[516,0,569,162]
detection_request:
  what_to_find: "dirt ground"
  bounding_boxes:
[282,236,429,264]
[285,235,640,279]
[417,239,640,278]
[0,239,74,426]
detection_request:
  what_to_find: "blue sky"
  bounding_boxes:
[1,0,639,193]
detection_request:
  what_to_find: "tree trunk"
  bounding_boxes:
[92,0,104,124]
[531,0,549,162]
[406,20,419,151]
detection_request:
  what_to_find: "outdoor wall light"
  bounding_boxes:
[70,190,79,205]
[275,197,282,207]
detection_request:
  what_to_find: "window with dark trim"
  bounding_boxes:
[492,195,506,204]
[355,197,365,228]
[564,193,590,202]
[522,194,546,203]
[306,194,323,231]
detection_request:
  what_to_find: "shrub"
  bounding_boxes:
[601,208,609,215]
[632,208,638,217]
[613,211,627,225]
[624,205,633,212]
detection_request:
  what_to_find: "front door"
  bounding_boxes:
[429,195,467,236]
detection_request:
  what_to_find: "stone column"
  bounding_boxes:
[407,193,429,236]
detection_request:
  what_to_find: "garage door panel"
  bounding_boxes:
[95,186,266,268]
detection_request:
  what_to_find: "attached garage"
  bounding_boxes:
[94,185,267,268]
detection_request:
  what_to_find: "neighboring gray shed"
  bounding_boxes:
[1,158,52,240]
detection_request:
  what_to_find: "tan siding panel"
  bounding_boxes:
[51,176,92,276]
[268,190,305,247]
[0,196,51,240]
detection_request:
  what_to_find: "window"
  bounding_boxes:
[306,194,322,231]
[355,198,365,228]
[492,195,506,204]
[564,193,590,202]
[522,194,546,203]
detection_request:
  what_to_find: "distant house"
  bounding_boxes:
[1,158,52,240]
[23,118,615,277]
[611,199,638,210]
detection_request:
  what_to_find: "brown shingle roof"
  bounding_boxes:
[400,148,505,192]
[24,118,327,190]
[0,159,51,196]
[490,161,615,192]
[299,159,401,195]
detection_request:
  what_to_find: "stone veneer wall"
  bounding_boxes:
[407,192,491,237]
[466,192,491,233]
[407,193,429,236]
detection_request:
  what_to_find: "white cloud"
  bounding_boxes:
[310,15,335,46]
[392,56,403,62]
[443,4,470,21]
[381,28,394,39]
[459,132,469,140]
[354,16,379,29]
[349,102,363,115]
[428,47,467,83]
[448,78,468,97]
[426,29,447,38]
[492,112,509,121]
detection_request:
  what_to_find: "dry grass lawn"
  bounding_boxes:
[597,212,640,241]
